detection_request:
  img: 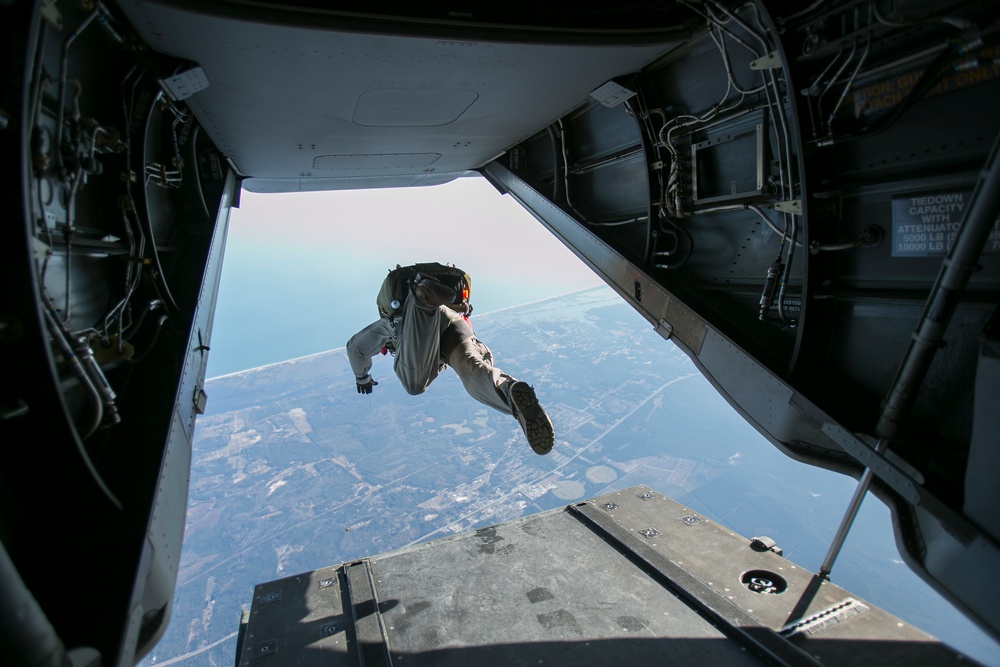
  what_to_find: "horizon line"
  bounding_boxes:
[206,284,613,381]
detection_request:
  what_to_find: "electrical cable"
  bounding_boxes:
[778,0,829,24]
[546,125,559,201]
[557,118,594,224]
[702,0,801,323]
[121,69,181,313]
[128,315,168,364]
[653,209,694,269]
[740,0,802,323]
[819,21,1000,145]
[60,167,86,323]
[585,216,651,227]
[805,44,846,138]
[124,299,162,342]
[817,38,857,134]
[102,199,145,342]
[190,124,213,222]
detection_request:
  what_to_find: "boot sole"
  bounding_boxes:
[510,382,554,455]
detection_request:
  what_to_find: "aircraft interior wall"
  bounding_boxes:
[494,0,1000,643]
[2,1,232,663]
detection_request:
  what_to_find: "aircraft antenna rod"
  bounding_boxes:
[819,438,888,579]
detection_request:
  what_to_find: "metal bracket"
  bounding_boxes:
[590,79,638,108]
[40,0,63,29]
[32,237,52,261]
[750,52,782,70]
[655,319,673,340]
[775,199,802,215]
[159,67,210,102]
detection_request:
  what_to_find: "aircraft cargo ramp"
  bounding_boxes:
[235,486,971,666]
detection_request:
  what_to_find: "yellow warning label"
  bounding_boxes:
[846,46,1000,117]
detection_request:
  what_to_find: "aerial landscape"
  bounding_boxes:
[142,288,998,666]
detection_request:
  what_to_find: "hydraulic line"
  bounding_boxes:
[805,44,846,138]
[827,33,871,130]
[546,123,559,203]
[43,301,102,438]
[42,298,123,510]
[556,118,592,224]
[817,39,857,135]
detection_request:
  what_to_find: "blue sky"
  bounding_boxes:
[207,176,604,377]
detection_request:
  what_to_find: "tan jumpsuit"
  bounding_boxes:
[346,294,514,415]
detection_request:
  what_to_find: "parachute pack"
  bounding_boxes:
[376,262,472,319]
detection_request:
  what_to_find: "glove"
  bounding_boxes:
[356,375,378,395]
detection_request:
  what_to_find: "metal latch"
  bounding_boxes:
[193,385,208,415]
[750,535,784,556]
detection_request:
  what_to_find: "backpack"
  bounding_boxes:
[376,262,472,319]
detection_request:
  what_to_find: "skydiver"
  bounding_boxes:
[346,273,554,455]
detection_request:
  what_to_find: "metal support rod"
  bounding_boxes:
[823,132,1000,578]
[877,130,1000,441]
[819,438,888,578]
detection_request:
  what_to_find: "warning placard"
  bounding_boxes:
[847,45,1000,118]
[891,189,1000,257]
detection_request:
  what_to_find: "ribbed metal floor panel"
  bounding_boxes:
[237,486,973,666]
